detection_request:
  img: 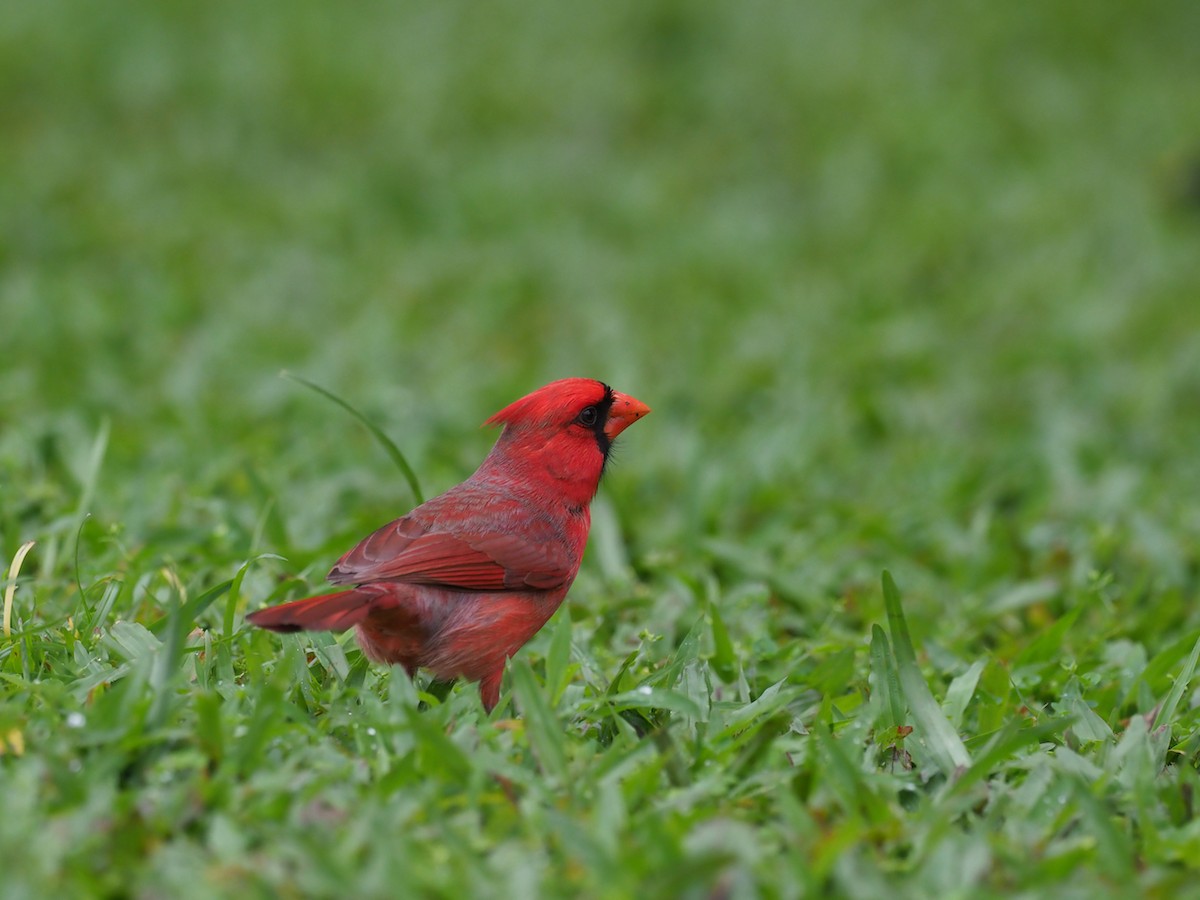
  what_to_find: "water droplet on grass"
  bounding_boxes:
[66,712,86,728]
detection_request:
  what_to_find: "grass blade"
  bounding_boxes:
[1070,777,1134,879]
[224,554,284,639]
[509,658,568,782]
[148,578,233,637]
[947,717,1068,797]
[146,569,193,731]
[869,624,905,729]
[708,595,738,683]
[544,608,574,703]
[1059,677,1114,743]
[282,371,424,504]
[942,659,986,730]
[72,419,110,537]
[1152,633,1200,733]
[3,542,36,638]
[606,686,704,719]
[882,571,971,774]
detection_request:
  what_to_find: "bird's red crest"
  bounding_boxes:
[484,378,609,430]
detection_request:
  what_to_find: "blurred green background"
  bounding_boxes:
[4,0,1200,894]
[5,1,1200,567]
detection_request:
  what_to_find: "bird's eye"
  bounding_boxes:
[576,406,599,427]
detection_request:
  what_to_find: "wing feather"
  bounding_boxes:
[327,485,576,592]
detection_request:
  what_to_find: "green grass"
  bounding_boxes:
[4,0,1200,895]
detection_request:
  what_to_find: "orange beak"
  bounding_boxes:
[604,391,651,439]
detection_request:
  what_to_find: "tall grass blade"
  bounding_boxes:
[882,571,971,773]
[869,624,904,729]
[509,658,568,782]
[282,371,424,504]
[72,420,109,538]
[1152,633,1200,734]
[3,541,36,638]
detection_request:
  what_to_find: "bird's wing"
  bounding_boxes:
[326,490,577,592]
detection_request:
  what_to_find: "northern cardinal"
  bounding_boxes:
[247,378,649,712]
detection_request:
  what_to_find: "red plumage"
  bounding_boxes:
[246,378,649,712]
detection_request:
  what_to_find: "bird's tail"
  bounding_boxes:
[246,589,377,633]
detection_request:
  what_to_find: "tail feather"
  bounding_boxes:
[246,589,376,633]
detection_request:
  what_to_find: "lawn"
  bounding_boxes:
[4,1,1200,896]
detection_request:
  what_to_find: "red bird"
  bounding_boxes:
[247,378,650,712]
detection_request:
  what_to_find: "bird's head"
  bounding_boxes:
[481,378,650,505]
